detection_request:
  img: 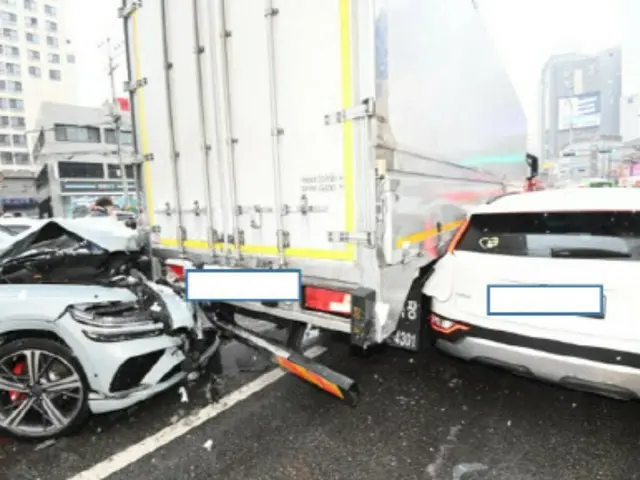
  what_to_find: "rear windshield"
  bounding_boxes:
[456,211,640,260]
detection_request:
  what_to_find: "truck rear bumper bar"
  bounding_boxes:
[226,301,351,333]
[203,303,359,406]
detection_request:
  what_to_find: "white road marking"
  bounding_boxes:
[69,345,327,480]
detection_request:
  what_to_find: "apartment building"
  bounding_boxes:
[0,0,77,169]
[32,101,136,218]
[539,48,622,160]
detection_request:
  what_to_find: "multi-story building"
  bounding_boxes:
[620,0,640,145]
[0,0,77,171]
[622,0,640,99]
[32,101,136,218]
[539,48,622,161]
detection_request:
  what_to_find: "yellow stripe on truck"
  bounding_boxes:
[131,11,155,226]
[158,238,354,260]
[156,0,358,262]
[339,0,356,263]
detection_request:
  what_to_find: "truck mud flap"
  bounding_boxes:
[387,257,442,352]
[209,313,359,406]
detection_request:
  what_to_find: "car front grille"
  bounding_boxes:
[109,350,165,393]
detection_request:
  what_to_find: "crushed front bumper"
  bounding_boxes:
[55,280,218,414]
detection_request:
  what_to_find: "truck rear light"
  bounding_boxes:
[303,286,352,316]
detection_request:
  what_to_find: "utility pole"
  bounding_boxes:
[99,37,129,208]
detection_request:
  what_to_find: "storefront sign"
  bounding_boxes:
[0,197,37,206]
[60,181,137,194]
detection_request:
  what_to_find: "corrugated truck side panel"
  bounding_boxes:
[125,0,375,279]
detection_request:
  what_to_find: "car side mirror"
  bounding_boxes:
[526,153,539,179]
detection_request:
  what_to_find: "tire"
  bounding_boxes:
[0,338,90,441]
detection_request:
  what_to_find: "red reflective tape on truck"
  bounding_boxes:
[303,286,352,316]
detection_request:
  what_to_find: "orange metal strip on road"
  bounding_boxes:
[276,356,344,400]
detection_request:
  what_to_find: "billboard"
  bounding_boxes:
[557,92,601,130]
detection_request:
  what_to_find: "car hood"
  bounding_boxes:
[0,217,143,264]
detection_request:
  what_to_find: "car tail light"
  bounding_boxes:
[446,218,470,253]
[430,313,470,334]
[303,286,352,316]
[165,259,194,283]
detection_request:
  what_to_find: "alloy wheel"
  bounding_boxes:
[0,348,84,437]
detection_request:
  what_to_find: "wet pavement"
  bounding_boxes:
[2,331,640,480]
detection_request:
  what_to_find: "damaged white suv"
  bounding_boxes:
[0,218,218,440]
[424,187,640,400]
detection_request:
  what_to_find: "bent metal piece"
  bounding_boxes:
[208,313,359,406]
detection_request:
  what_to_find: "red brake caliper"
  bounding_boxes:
[9,361,26,403]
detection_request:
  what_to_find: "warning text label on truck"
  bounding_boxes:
[301,173,344,193]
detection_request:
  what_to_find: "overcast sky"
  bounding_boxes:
[68,0,624,151]
[68,0,124,107]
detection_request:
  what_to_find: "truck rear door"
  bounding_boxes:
[123,0,374,268]
[122,0,227,257]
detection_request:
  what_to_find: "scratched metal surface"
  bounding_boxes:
[4,336,640,480]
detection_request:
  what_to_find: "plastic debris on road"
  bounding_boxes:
[452,463,489,479]
[178,386,189,403]
[33,439,56,452]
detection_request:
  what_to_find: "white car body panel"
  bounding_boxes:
[423,189,640,398]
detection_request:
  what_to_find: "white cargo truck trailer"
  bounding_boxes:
[119,0,538,390]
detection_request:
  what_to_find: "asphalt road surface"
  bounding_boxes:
[2,331,640,480]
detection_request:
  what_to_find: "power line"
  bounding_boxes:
[98,37,130,207]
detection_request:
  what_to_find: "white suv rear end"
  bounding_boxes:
[423,188,640,399]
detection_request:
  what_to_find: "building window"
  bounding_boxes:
[43,4,54,15]
[1,11,16,24]
[10,116,24,128]
[28,65,40,77]
[54,124,101,143]
[0,0,15,6]
[47,52,59,64]
[23,0,35,11]
[25,32,37,43]
[0,134,10,145]
[45,35,57,47]
[5,62,19,75]
[9,98,23,110]
[48,68,60,80]
[66,53,74,64]
[0,98,7,109]
[28,49,39,61]
[24,16,37,28]
[14,152,28,164]
[0,116,8,126]
[0,80,6,92]
[0,151,11,164]
[2,27,17,41]
[8,80,21,92]
[6,45,17,57]
[104,129,133,146]
[57,161,105,179]
[12,133,24,146]
[44,20,56,32]
[107,164,134,179]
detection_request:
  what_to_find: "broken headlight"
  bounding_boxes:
[68,301,164,342]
